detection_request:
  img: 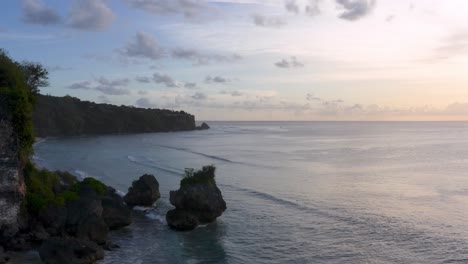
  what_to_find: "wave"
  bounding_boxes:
[223,183,468,259]
[127,155,183,176]
[155,145,234,163]
[152,144,280,170]
[145,212,166,224]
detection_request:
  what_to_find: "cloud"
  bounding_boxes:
[96,76,130,87]
[253,14,286,28]
[94,76,131,95]
[335,0,376,21]
[153,72,178,87]
[171,48,242,65]
[135,76,151,83]
[274,56,304,68]
[136,97,157,108]
[68,81,92,90]
[431,30,468,61]
[306,93,321,101]
[124,0,213,19]
[121,32,165,60]
[21,0,61,25]
[205,75,231,84]
[184,82,198,89]
[191,92,208,100]
[305,0,321,17]
[138,90,148,95]
[68,0,115,31]
[47,65,73,71]
[285,0,299,14]
[67,76,130,95]
[119,33,241,64]
[220,90,244,97]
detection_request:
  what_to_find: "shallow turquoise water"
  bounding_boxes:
[33,121,468,263]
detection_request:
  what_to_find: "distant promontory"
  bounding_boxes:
[33,95,203,137]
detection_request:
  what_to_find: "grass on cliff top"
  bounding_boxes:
[181,165,216,187]
[24,162,106,213]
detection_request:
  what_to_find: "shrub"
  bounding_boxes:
[80,177,107,196]
[23,162,106,213]
[24,162,66,213]
[180,165,216,186]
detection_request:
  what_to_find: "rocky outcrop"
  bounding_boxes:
[166,166,226,231]
[166,209,199,231]
[196,122,210,130]
[0,96,24,242]
[124,174,160,207]
[39,237,104,264]
[102,187,132,230]
[64,182,108,245]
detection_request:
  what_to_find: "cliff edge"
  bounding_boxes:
[0,93,25,241]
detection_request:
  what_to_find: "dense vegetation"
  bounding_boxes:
[33,95,196,137]
[0,50,37,159]
[23,162,78,213]
[181,166,217,186]
[24,160,108,214]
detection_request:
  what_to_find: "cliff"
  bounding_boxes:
[0,94,25,241]
[33,95,197,137]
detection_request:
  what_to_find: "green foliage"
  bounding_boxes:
[23,162,107,214]
[0,49,44,160]
[18,61,49,96]
[79,177,107,196]
[24,162,66,213]
[181,165,217,186]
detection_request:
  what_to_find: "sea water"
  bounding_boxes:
[32,121,468,264]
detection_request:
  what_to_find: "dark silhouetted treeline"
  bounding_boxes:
[33,95,196,137]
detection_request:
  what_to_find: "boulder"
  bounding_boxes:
[196,122,210,130]
[38,204,68,235]
[166,209,198,231]
[102,187,132,230]
[66,188,108,244]
[39,237,104,264]
[124,174,160,207]
[167,166,226,231]
[199,122,210,130]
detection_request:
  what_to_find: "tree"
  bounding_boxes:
[19,61,49,95]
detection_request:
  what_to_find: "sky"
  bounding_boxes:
[1,0,468,121]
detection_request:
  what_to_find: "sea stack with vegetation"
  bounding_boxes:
[166,166,227,231]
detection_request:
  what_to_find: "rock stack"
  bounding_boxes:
[123,174,160,207]
[166,166,226,231]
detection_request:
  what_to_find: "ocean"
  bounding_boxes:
[30,121,468,264]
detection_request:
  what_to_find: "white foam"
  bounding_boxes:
[115,189,126,197]
[145,212,166,224]
[127,155,137,162]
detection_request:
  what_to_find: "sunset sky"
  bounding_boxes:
[2,0,468,120]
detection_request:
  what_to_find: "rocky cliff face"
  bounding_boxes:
[0,97,24,240]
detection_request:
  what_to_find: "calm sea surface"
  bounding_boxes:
[30,121,468,263]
